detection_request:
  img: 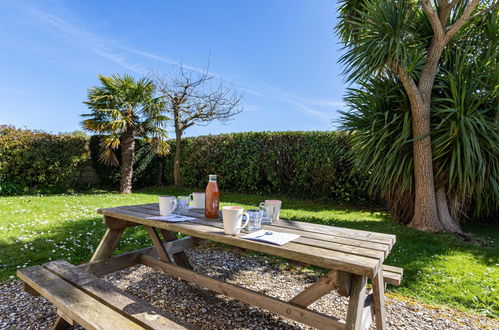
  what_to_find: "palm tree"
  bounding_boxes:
[337,1,498,232]
[82,74,168,193]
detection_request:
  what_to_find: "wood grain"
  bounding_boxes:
[140,255,345,330]
[90,228,125,262]
[129,204,392,253]
[371,269,387,329]
[44,261,193,329]
[345,275,368,330]
[17,266,145,330]
[98,207,380,276]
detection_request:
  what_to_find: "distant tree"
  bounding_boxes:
[337,0,498,233]
[153,67,243,186]
[64,130,90,139]
[82,74,168,193]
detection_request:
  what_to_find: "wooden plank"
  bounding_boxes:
[81,246,150,276]
[127,204,391,258]
[361,294,374,330]
[90,227,125,262]
[289,270,351,307]
[139,255,345,330]
[382,265,403,286]
[289,270,337,307]
[333,271,353,297]
[160,229,192,269]
[271,219,395,248]
[17,266,145,330]
[116,205,387,268]
[104,216,139,230]
[51,316,73,330]
[22,282,40,296]
[159,215,384,261]
[56,309,76,326]
[129,203,394,247]
[145,226,171,262]
[164,236,196,255]
[99,207,380,277]
[44,261,193,330]
[80,239,205,277]
[144,211,385,261]
[345,275,368,330]
[371,269,387,329]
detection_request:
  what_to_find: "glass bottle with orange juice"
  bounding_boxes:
[204,174,220,218]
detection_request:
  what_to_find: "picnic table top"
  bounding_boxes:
[98,203,396,277]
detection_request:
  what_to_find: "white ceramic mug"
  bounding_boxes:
[159,196,177,215]
[259,200,282,221]
[190,192,205,209]
[222,206,249,235]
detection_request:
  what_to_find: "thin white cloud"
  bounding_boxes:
[22,3,345,126]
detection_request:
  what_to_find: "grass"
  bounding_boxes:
[0,186,497,318]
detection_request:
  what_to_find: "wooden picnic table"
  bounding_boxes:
[84,203,399,330]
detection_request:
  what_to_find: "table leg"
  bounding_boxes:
[160,229,192,269]
[51,316,73,330]
[345,275,368,330]
[372,268,387,329]
[145,226,172,262]
[90,228,125,262]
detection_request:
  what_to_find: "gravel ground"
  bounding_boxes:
[1,244,497,330]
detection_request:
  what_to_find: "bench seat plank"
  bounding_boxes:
[17,266,145,330]
[44,260,193,330]
[382,265,403,286]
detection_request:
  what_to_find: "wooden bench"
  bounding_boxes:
[17,260,196,330]
[382,265,403,286]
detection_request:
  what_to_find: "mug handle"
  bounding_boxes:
[189,194,193,201]
[259,202,265,210]
[240,212,250,230]
[171,199,177,211]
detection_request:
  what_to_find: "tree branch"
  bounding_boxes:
[466,1,499,23]
[444,0,480,42]
[422,0,445,38]
[396,65,424,108]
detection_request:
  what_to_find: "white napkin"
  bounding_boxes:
[241,230,299,246]
[146,215,196,222]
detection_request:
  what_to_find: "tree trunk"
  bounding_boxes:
[406,100,444,232]
[398,70,444,232]
[435,187,463,233]
[407,38,447,232]
[173,130,182,187]
[120,127,135,194]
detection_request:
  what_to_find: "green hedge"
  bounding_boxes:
[0,126,87,193]
[89,135,162,189]
[164,131,377,205]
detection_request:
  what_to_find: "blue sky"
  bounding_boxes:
[0,0,347,137]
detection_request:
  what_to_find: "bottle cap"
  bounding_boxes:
[209,174,217,181]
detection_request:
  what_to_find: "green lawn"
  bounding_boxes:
[0,186,497,318]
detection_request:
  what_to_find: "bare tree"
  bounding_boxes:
[153,67,243,186]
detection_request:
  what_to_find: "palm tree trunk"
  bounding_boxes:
[120,127,135,194]
[173,130,182,187]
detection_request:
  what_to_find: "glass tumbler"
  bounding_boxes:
[260,205,274,225]
[246,209,262,231]
[176,196,190,215]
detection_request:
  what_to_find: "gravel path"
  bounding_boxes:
[1,244,497,330]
